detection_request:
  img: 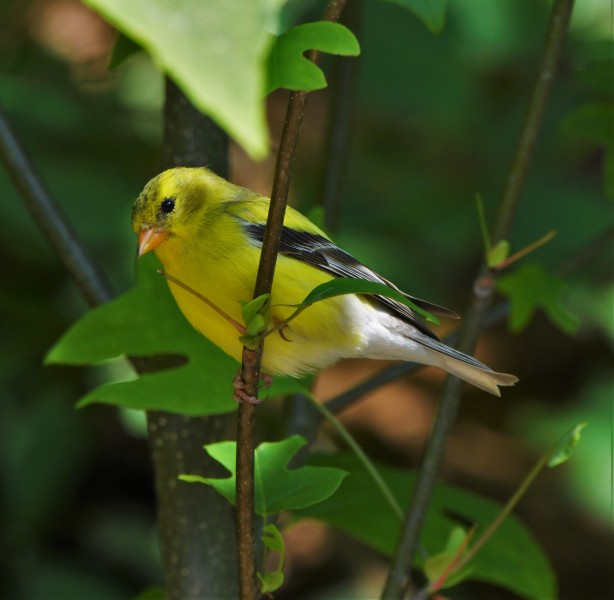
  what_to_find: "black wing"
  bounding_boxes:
[242,222,459,341]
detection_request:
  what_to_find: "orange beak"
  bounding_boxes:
[137,227,168,257]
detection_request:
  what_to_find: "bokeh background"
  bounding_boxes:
[1,0,612,598]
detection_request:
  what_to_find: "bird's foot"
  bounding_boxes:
[232,371,272,405]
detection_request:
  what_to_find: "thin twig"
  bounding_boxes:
[305,392,404,520]
[235,2,348,598]
[0,106,114,306]
[382,1,576,598]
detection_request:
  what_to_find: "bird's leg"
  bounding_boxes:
[232,370,273,405]
[232,371,261,404]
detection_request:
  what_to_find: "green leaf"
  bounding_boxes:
[496,264,579,334]
[379,0,447,33]
[296,453,556,600]
[266,375,313,398]
[184,436,347,516]
[46,253,238,416]
[424,527,474,589]
[548,423,587,468]
[83,0,285,159]
[258,524,286,593]
[241,294,270,326]
[246,314,266,337]
[259,569,284,594]
[487,239,510,268]
[299,278,440,324]
[241,294,270,339]
[267,22,360,94]
[560,102,614,147]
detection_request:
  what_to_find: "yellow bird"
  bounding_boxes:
[132,167,517,396]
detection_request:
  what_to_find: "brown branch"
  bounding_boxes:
[235,2,348,598]
[381,1,576,598]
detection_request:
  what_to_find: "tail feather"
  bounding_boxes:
[439,354,518,397]
[417,335,518,396]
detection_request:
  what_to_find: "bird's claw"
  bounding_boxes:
[232,371,272,405]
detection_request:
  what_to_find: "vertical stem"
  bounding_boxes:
[146,78,238,600]
[235,2,349,597]
[382,1,575,598]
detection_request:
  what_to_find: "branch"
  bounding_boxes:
[148,78,238,600]
[235,2,348,598]
[382,1,576,597]
[0,106,114,307]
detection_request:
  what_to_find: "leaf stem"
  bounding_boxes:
[475,193,492,257]
[381,1,575,598]
[451,453,550,577]
[305,393,403,521]
[495,230,557,271]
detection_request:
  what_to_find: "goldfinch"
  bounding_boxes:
[131,167,518,396]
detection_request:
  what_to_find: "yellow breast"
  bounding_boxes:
[154,217,365,377]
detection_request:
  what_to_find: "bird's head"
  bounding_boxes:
[131,167,228,257]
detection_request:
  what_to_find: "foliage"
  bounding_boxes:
[1,0,611,598]
[179,436,347,516]
[46,253,238,416]
[497,264,579,334]
[298,453,556,599]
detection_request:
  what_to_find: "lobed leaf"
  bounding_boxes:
[496,264,578,334]
[46,253,238,416]
[183,436,347,517]
[296,453,556,599]
[84,0,285,159]
[267,21,360,94]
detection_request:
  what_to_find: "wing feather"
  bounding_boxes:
[241,221,458,341]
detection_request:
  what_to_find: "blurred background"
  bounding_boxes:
[0,0,612,598]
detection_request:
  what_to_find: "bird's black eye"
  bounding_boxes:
[160,197,175,214]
